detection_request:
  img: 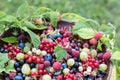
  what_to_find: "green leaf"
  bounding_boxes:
[38,7,52,14]
[72,22,87,34]
[17,2,29,18]
[5,61,15,73]
[25,29,40,48]
[62,13,85,22]
[50,12,58,27]
[77,28,96,39]
[0,36,18,43]
[0,15,16,23]
[0,25,5,33]
[111,51,120,61]
[97,41,102,51]
[23,21,47,30]
[100,36,110,44]
[0,68,5,73]
[0,53,9,63]
[54,45,67,61]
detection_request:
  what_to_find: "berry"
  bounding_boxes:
[103,51,111,61]
[32,56,37,61]
[42,74,52,80]
[16,53,25,61]
[67,58,75,67]
[44,61,50,67]
[9,72,17,79]
[30,63,35,68]
[36,49,41,55]
[79,51,88,60]
[89,38,97,45]
[48,34,57,39]
[62,63,67,69]
[16,67,21,72]
[21,64,31,75]
[90,49,97,57]
[44,54,52,61]
[32,48,36,53]
[31,68,38,72]
[36,18,43,25]
[38,64,45,70]
[97,53,104,59]
[99,64,107,71]
[41,50,47,56]
[78,66,83,72]
[0,47,4,53]
[14,62,20,68]
[56,34,62,38]
[19,42,25,49]
[19,60,25,65]
[94,32,103,39]
[57,75,63,80]
[72,50,79,57]
[4,49,9,53]
[53,62,61,71]
[14,75,23,80]
[63,68,70,75]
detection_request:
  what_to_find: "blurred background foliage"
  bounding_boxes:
[0,0,120,47]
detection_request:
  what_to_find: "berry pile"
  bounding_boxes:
[0,25,112,80]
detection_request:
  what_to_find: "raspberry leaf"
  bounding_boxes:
[77,28,96,39]
[50,12,58,27]
[0,36,18,43]
[54,45,67,61]
[25,28,40,48]
[5,62,15,73]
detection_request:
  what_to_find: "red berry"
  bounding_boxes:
[40,58,44,63]
[4,45,8,49]
[38,64,44,70]
[103,51,111,61]
[38,70,43,75]
[72,50,79,57]
[89,38,97,45]
[57,75,63,80]
[32,56,37,61]
[24,55,29,60]
[44,61,50,67]
[15,48,20,53]
[94,32,103,39]
[9,72,17,79]
[57,38,62,42]
[94,62,99,67]
[36,57,41,63]
[43,69,47,74]
[53,62,61,71]
[27,57,32,63]
[8,43,12,47]
[8,52,13,57]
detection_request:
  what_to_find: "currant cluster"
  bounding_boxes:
[39,40,56,54]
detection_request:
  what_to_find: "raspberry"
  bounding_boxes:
[89,38,97,45]
[94,32,103,39]
[9,72,17,79]
[72,50,79,57]
[44,61,50,67]
[103,51,111,61]
[53,62,61,71]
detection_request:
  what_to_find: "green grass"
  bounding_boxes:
[0,0,120,47]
